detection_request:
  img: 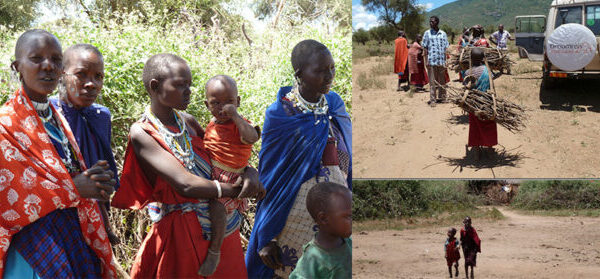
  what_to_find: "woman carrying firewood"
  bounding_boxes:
[463,47,497,160]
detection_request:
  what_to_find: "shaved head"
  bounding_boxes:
[306,182,351,221]
[63,43,103,68]
[15,29,60,60]
[205,74,238,97]
[142,53,189,93]
[291,39,330,76]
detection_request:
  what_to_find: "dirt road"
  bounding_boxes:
[353,53,600,178]
[353,207,600,278]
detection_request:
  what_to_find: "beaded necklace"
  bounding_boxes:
[33,100,76,172]
[144,106,195,170]
[286,85,329,125]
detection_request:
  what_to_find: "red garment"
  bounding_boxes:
[445,238,461,266]
[473,38,490,48]
[445,69,451,84]
[394,37,409,74]
[0,88,116,278]
[204,120,253,169]
[408,42,429,86]
[111,120,247,279]
[460,226,481,267]
[468,113,498,147]
[460,227,481,252]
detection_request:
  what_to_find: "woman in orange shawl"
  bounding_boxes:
[0,29,117,278]
[394,30,409,91]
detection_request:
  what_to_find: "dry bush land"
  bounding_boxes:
[353,46,600,178]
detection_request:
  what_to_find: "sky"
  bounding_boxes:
[352,0,458,31]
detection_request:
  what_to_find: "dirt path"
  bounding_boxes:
[353,207,600,278]
[352,53,600,178]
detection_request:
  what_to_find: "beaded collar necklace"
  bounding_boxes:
[144,106,195,170]
[287,85,328,115]
[32,99,76,172]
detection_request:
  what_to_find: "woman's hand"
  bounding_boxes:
[238,167,266,200]
[73,160,116,201]
[259,241,282,270]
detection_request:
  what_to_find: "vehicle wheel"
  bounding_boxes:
[541,76,558,89]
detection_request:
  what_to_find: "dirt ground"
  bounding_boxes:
[353,52,600,178]
[353,207,600,279]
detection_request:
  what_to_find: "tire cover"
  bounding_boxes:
[546,23,597,71]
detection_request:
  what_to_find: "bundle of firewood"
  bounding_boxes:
[449,47,514,71]
[440,83,527,133]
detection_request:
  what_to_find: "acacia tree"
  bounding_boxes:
[362,0,425,39]
[352,28,370,45]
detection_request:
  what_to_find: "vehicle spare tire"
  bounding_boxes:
[546,23,597,71]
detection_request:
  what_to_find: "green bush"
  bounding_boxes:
[353,180,484,221]
[353,180,427,221]
[512,180,600,210]
[0,8,351,168]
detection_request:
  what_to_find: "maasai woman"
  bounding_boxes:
[463,48,498,159]
[246,39,352,278]
[395,31,410,91]
[50,43,120,245]
[408,34,429,91]
[0,29,117,278]
[111,53,264,278]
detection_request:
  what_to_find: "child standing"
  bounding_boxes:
[461,217,481,279]
[289,182,352,279]
[445,228,460,278]
[200,75,260,276]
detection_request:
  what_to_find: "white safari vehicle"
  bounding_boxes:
[516,0,600,85]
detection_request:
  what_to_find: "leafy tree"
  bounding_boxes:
[0,0,41,30]
[352,28,370,45]
[368,24,396,43]
[252,0,351,28]
[362,0,425,39]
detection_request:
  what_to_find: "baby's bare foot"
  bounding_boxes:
[198,249,221,276]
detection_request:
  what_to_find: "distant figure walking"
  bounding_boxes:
[394,30,410,91]
[445,228,461,278]
[461,217,481,279]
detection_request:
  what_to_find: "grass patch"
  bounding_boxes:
[356,72,386,90]
[354,206,504,232]
[511,180,600,210]
[512,62,542,74]
[370,61,393,76]
[515,208,600,217]
[353,41,394,60]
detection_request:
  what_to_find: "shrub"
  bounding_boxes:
[353,180,427,221]
[512,180,600,210]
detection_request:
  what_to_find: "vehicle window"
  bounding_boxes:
[516,17,545,33]
[555,6,583,29]
[531,17,546,33]
[585,5,600,35]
